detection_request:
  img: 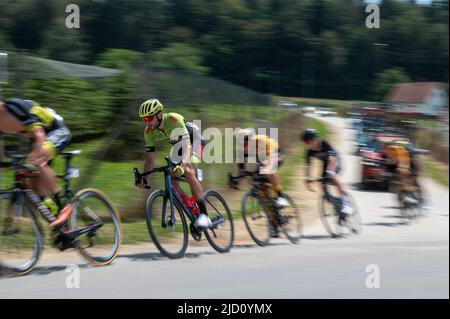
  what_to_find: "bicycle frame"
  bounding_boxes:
[137,157,225,230]
[0,153,79,225]
[319,178,343,214]
[161,169,198,228]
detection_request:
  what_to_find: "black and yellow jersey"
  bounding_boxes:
[4,98,63,133]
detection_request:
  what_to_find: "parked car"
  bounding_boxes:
[314,107,337,117]
[359,135,410,189]
[302,106,316,113]
[278,100,298,108]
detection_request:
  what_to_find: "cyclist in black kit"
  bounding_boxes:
[301,128,353,216]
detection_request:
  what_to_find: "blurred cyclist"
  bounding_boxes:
[0,98,72,228]
[135,99,212,228]
[382,140,418,205]
[301,128,353,216]
[231,128,287,237]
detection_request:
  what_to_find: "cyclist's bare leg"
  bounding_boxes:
[27,148,60,195]
[328,175,347,197]
[183,163,204,201]
[266,173,282,196]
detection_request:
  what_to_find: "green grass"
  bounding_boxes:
[423,160,449,187]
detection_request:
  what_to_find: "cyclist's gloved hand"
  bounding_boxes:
[137,177,148,189]
[173,165,185,176]
[229,179,239,190]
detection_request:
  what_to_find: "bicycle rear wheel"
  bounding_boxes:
[203,190,234,253]
[278,193,303,244]
[70,189,122,266]
[0,194,42,276]
[146,190,188,259]
[242,191,270,246]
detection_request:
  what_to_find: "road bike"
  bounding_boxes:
[229,170,302,246]
[134,157,234,259]
[0,151,122,276]
[308,177,361,238]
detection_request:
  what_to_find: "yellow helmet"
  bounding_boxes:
[139,99,163,118]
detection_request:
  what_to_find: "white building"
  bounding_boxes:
[384,82,448,117]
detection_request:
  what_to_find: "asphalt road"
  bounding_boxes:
[0,116,448,298]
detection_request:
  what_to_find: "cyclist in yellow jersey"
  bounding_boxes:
[234,129,288,206]
[136,99,212,228]
[0,98,73,228]
[382,141,417,205]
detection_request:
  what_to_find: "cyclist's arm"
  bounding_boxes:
[305,150,312,180]
[180,136,192,165]
[326,155,338,172]
[237,163,246,178]
[30,127,47,151]
[323,141,338,172]
[143,152,156,183]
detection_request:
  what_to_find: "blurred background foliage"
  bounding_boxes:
[0,0,448,100]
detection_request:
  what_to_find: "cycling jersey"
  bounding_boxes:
[252,135,279,158]
[306,140,340,176]
[384,145,411,170]
[3,98,70,159]
[239,135,282,171]
[144,113,204,160]
[4,98,64,132]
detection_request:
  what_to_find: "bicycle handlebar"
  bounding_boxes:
[134,157,179,189]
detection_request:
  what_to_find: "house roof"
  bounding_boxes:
[384,82,444,104]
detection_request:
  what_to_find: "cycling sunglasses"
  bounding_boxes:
[143,115,155,123]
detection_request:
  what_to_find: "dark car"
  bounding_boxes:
[359,135,410,189]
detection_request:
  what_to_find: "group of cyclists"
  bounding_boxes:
[0,96,422,241]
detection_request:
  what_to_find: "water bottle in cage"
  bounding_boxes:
[197,168,203,182]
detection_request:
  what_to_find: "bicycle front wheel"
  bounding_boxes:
[319,195,341,237]
[278,193,303,244]
[0,195,43,276]
[242,191,270,246]
[146,190,188,259]
[343,194,362,235]
[203,190,234,253]
[70,189,122,266]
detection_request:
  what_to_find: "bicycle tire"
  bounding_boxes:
[146,190,188,259]
[319,195,341,237]
[278,193,303,244]
[0,196,43,276]
[203,190,234,253]
[71,189,122,266]
[242,191,270,246]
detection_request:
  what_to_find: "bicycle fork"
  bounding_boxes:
[161,172,177,230]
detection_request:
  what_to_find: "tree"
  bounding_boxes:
[150,43,209,74]
[38,18,89,63]
[372,68,411,100]
[96,49,144,71]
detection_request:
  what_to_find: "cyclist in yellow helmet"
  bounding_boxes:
[232,128,287,237]
[136,99,212,228]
